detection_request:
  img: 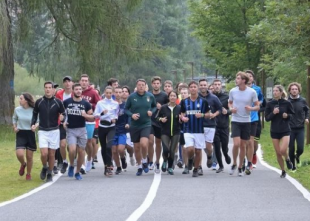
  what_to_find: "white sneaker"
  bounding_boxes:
[238,168,244,177]
[155,167,160,174]
[149,163,154,170]
[252,164,256,168]
[85,160,92,172]
[130,157,135,166]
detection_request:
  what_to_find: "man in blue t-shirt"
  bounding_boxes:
[180,81,210,177]
[63,83,94,180]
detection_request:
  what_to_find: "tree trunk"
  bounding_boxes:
[0,0,15,125]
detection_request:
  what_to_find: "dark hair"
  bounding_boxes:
[44,81,54,87]
[151,76,162,83]
[212,79,222,84]
[136,79,146,84]
[105,85,113,92]
[72,83,82,90]
[164,80,173,86]
[245,70,255,79]
[107,78,118,86]
[22,92,35,108]
[114,86,123,91]
[168,90,178,98]
[122,85,131,94]
[198,78,208,83]
[188,81,198,87]
[80,74,89,80]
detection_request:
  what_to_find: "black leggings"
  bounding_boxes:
[289,128,305,167]
[213,127,229,168]
[98,126,115,167]
[161,134,180,168]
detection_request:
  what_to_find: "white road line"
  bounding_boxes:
[256,145,310,202]
[126,173,162,221]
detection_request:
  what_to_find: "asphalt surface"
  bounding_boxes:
[1,141,310,221]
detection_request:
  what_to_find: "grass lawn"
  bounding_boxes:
[259,121,310,190]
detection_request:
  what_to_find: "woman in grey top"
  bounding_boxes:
[12,93,38,181]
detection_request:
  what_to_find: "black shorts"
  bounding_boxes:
[179,132,185,145]
[250,121,258,137]
[231,122,251,140]
[270,131,290,140]
[150,125,161,139]
[130,126,151,143]
[59,124,67,140]
[16,130,37,151]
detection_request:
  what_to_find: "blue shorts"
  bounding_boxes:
[113,134,127,146]
[86,124,95,139]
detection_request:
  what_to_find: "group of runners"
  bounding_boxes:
[12,70,309,181]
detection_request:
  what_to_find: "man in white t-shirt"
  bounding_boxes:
[228,72,259,176]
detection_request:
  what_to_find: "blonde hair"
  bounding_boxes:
[274,85,287,99]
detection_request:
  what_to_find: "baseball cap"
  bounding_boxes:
[63,76,72,82]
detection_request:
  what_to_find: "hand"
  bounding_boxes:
[156,102,161,110]
[282,112,288,118]
[245,106,252,111]
[132,113,140,120]
[273,107,279,114]
[103,109,108,114]
[222,107,227,115]
[125,124,130,129]
[209,113,215,119]
[195,113,203,118]
[182,116,189,123]
[63,122,68,130]
[13,126,19,133]
[305,119,309,125]
[31,124,37,132]
[59,114,64,121]
[147,111,152,117]
[161,117,167,123]
[230,107,237,113]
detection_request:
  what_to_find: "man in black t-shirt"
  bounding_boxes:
[63,83,94,180]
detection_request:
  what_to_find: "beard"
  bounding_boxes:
[74,93,81,98]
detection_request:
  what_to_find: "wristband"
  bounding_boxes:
[101,112,105,116]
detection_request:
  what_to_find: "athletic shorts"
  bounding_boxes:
[16,130,37,151]
[204,127,216,143]
[184,133,205,149]
[179,132,185,146]
[86,124,95,139]
[150,125,161,139]
[126,133,133,147]
[231,122,251,140]
[38,129,60,149]
[270,131,290,140]
[130,126,151,143]
[113,134,127,146]
[59,124,67,140]
[67,127,87,149]
[250,122,258,137]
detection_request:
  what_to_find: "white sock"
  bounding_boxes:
[142,158,147,163]
[138,164,142,168]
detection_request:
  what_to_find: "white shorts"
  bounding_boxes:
[126,133,133,147]
[38,129,60,149]
[184,133,205,149]
[204,127,216,143]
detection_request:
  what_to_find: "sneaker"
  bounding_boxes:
[286,159,293,170]
[92,161,95,169]
[148,162,154,170]
[252,154,257,165]
[61,162,68,174]
[182,166,189,174]
[121,158,127,170]
[130,157,135,166]
[177,160,183,169]
[206,156,212,168]
[104,166,113,176]
[252,164,257,168]
[46,173,53,182]
[238,168,244,177]
[296,155,302,167]
[225,155,231,164]
[80,167,86,175]
[161,161,167,173]
[136,168,143,176]
[245,166,251,175]
[280,170,286,178]
[115,167,122,175]
[19,163,26,176]
[75,173,82,180]
[93,156,98,163]
[40,167,48,180]
[143,163,149,173]
[26,174,32,181]
[198,166,203,176]
[230,165,236,175]
[192,168,198,177]
[53,165,59,175]
[216,167,224,173]
[292,167,296,173]
[167,168,174,175]
[188,158,193,170]
[85,161,92,172]
[212,162,217,170]
[155,163,160,174]
[68,166,74,177]
[173,154,178,168]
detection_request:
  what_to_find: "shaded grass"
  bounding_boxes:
[260,122,310,190]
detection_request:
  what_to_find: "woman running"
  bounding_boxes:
[157,91,181,175]
[265,85,294,178]
[12,93,38,180]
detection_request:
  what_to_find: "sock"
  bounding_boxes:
[63,159,68,163]
[47,170,52,174]
[138,164,142,168]
[54,161,57,166]
[142,158,147,163]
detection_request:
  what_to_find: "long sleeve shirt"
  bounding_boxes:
[94,98,119,128]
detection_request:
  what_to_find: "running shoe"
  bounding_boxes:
[192,168,198,177]
[292,167,296,173]
[188,158,194,170]
[252,164,257,168]
[104,167,113,176]
[182,166,189,174]
[206,156,212,168]
[225,155,231,164]
[46,173,53,182]
[85,160,92,172]
[167,168,174,175]
[252,154,257,165]
[115,167,122,175]
[212,162,217,170]
[238,168,244,177]
[19,163,26,176]
[280,170,286,178]
[198,166,203,176]
[143,163,149,173]
[26,174,32,181]
[68,166,74,177]
[80,167,86,175]
[40,167,48,180]
[177,160,183,169]
[60,162,68,174]
[155,163,160,174]
[229,165,236,175]
[245,166,251,175]
[286,159,293,170]
[173,154,178,168]
[53,165,59,175]
[92,161,95,169]
[161,161,167,173]
[121,157,127,170]
[216,167,224,173]
[136,168,143,176]
[148,162,154,170]
[75,173,82,180]
[130,157,135,166]
[93,156,98,163]
[296,155,302,168]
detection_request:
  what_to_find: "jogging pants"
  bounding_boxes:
[98,126,115,167]
[161,134,180,168]
[289,127,305,167]
[213,127,229,168]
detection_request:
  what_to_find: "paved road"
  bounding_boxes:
[1,141,310,221]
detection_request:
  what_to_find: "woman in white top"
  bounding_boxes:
[12,93,38,180]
